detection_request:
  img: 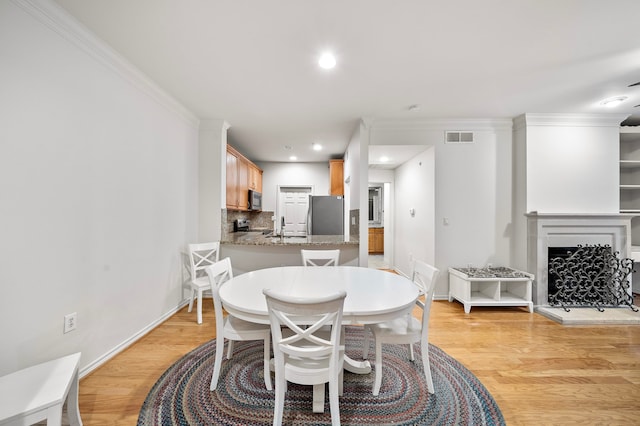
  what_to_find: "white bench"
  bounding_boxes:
[0,352,82,425]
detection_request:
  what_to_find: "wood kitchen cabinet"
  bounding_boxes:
[329,159,344,196]
[248,163,262,192]
[226,144,261,210]
[368,227,384,254]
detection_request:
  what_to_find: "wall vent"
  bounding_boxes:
[445,131,474,144]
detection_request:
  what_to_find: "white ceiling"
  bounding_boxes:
[55,0,640,165]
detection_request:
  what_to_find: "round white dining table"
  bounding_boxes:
[219,266,420,413]
[219,265,419,326]
[219,266,419,373]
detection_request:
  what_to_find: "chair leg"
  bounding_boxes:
[409,343,415,361]
[263,337,272,390]
[196,288,203,324]
[329,377,341,426]
[227,340,234,359]
[372,339,383,396]
[362,326,371,359]
[187,288,195,312]
[210,335,225,391]
[273,361,285,426]
[421,339,434,394]
[312,383,325,413]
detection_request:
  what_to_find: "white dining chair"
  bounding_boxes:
[362,259,439,395]
[187,242,220,324]
[263,289,347,426]
[206,257,272,391]
[301,249,340,267]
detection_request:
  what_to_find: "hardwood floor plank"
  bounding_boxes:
[78,296,640,425]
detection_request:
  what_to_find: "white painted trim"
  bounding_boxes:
[12,0,200,128]
[78,300,190,378]
[517,113,629,128]
[370,118,513,131]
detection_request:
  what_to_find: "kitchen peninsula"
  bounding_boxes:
[221,232,359,274]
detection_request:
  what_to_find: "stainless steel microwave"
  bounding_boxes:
[248,190,262,211]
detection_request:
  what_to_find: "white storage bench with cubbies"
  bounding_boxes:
[448,266,534,313]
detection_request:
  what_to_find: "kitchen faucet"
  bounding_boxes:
[280,216,285,240]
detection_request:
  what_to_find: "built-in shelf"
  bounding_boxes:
[620,126,640,247]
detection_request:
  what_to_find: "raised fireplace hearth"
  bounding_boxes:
[526,213,632,306]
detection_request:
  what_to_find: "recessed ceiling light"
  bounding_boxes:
[289,155,297,161]
[318,52,336,69]
[312,143,322,151]
[380,156,390,162]
[600,96,628,108]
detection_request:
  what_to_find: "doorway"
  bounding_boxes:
[368,183,389,269]
[277,186,311,236]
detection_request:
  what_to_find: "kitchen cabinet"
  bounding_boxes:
[248,163,262,191]
[329,159,344,196]
[226,144,261,210]
[368,227,384,254]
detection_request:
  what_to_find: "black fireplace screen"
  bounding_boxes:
[548,244,637,312]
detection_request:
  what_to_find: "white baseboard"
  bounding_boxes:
[79,300,190,378]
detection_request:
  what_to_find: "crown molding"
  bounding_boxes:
[517,113,629,128]
[199,119,230,132]
[12,0,200,128]
[369,117,513,132]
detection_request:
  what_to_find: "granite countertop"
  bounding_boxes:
[222,231,359,246]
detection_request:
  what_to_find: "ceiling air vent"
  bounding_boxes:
[445,131,474,144]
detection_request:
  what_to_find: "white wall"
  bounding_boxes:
[344,121,367,264]
[394,148,435,276]
[257,162,330,214]
[199,120,228,242]
[369,119,513,298]
[0,1,199,376]
[523,114,623,213]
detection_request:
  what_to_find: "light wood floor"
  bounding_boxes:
[78,297,640,425]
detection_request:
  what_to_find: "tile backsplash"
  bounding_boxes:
[222,209,275,239]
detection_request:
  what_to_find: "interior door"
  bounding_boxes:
[279,188,310,236]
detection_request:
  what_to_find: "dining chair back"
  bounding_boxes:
[263,289,347,426]
[206,257,272,391]
[362,259,439,395]
[187,242,220,324]
[301,249,340,267]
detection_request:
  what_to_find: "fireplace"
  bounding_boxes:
[526,213,632,306]
[547,246,577,299]
[548,244,635,311]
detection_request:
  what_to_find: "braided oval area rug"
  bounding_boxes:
[138,326,505,425]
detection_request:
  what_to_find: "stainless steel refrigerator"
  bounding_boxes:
[307,195,344,235]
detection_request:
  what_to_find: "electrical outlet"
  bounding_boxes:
[64,312,77,334]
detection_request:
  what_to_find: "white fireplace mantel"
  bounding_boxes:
[526,212,632,306]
